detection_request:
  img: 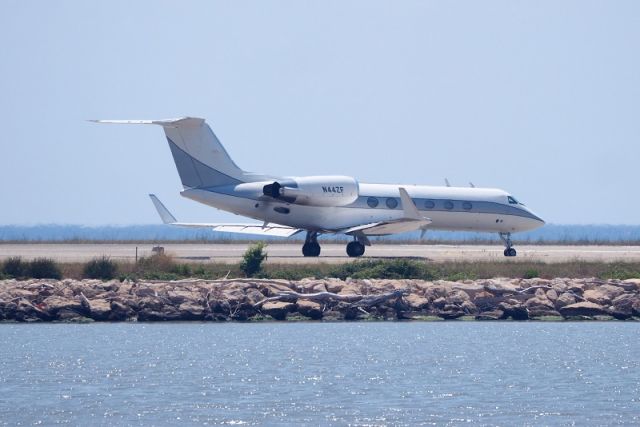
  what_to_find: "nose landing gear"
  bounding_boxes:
[500,232,517,257]
[302,231,321,257]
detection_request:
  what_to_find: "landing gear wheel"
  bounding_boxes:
[302,242,321,257]
[346,241,365,257]
[503,248,517,257]
[499,232,517,257]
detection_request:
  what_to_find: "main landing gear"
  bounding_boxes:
[500,232,517,257]
[301,231,367,258]
[302,231,321,257]
[346,239,365,257]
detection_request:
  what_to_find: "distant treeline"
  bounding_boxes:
[1,224,640,244]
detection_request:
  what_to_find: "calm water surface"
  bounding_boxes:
[0,322,638,426]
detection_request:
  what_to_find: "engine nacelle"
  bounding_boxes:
[263,176,359,207]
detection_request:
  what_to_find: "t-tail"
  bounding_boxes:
[92,117,255,188]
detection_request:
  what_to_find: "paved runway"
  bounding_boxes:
[1,243,640,264]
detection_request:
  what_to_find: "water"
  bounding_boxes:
[0,323,638,426]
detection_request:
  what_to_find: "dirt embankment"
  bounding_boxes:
[1,277,639,322]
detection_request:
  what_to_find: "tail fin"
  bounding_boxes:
[93,117,245,188]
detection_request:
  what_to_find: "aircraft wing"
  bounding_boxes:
[341,218,432,236]
[339,187,432,237]
[149,194,301,237]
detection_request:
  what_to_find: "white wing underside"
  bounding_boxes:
[341,218,432,236]
[172,222,301,237]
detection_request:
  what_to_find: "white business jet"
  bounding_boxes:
[94,117,544,257]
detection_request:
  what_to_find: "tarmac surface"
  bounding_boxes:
[1,243,640,264]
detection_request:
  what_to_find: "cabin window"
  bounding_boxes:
[386,198,398,209]
[444,201,454,210]
[462,201,472,210]
[424,200,435,209]
[367,197,379,208]
[507,196,519,204]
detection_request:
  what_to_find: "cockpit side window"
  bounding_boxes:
[507,196,523,205]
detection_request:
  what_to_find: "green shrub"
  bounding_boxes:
[240,242,267,277]
[330,259,433,280]
[601,263,640,280]
[136,253,176,272]
[3,257,26,278]
[83,256,118,280]
[28,258,62,279]
[523,269,540,279]
[171,263,192,277]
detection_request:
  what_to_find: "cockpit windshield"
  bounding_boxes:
[507,196,524,206]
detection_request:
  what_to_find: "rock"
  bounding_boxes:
[567,282,585,294]
[56,309,88,321]
[405,294,430,310]
[545,289,558,301]
[296,300,323,320]
[559,301,609,318]
[621,279,640,291]
[138,306,180,321]
[633,299,640,317]
[460,300,478,315]
[42,296,83,315]
[110,300,135,321]
[555,292,577,309]
[476,310,504,320]
[447,290,471,304]
[138,297,164,312]
[167,289,200,305]
[550,280,569,293]
[86,298,111,321]
[583,285,624,305]
[425,282,454,299]
[525,296,559,318]
[325,279,345,293]
[135,286,157,297]
[525,296,554,310]
[438,304,465,319]
[499,301,529,320]
[14,299,50,321]
[321,310,344,321]
[608,294,638,320]
[177,301,205,320]
[481,279,520,294]
[261,301,294,320]
[451,282,485,299]
[432,297,447,309]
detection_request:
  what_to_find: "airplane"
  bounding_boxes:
[94,117,545,257]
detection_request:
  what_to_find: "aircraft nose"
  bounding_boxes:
[527,209,545,227]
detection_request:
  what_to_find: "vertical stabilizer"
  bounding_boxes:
[93,117,246,188]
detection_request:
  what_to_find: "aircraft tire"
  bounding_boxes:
[302,242,321,257]
[503,248,517,257]
[346,241,365,257]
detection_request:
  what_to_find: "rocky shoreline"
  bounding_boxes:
[1,277,639,322]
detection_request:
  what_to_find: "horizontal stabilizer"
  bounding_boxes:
[149,194,177,224]
[90,117,204,128]
[148,194,300,237]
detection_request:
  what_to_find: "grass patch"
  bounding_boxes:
[28,258,62,279]
[83,256,118,280]
[2,257,26,278]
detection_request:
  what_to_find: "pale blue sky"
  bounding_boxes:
[1,1,638,225]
